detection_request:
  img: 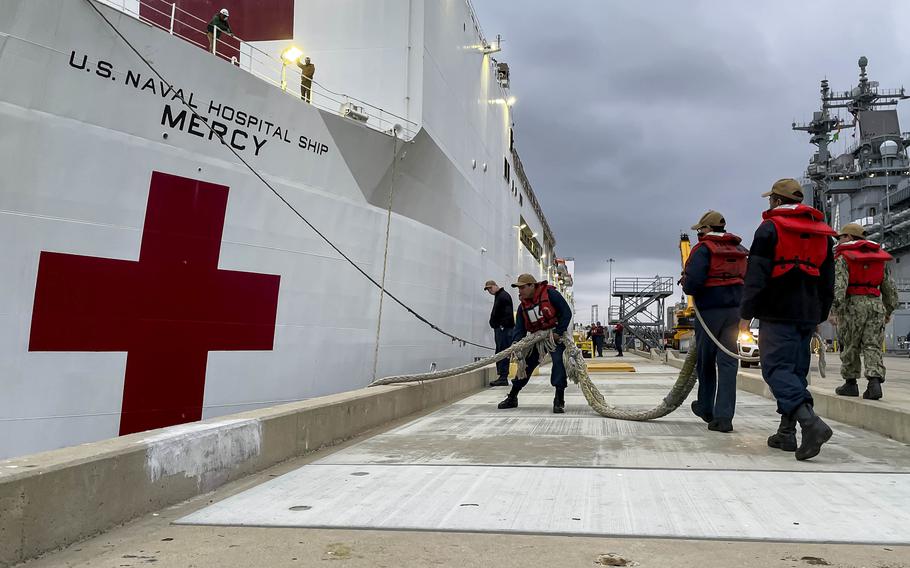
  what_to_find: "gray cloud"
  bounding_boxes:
[474,0,910,319]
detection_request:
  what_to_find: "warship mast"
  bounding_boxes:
[793,57,910,251]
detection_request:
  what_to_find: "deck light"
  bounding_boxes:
[279,47,304,92]
[281,46,303,64]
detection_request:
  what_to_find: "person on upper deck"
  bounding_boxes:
[298,57,316,103]
[206,9,233,54]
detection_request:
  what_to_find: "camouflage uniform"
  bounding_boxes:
[833,259,898,381]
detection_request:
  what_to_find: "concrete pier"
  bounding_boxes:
[7,355,909,567]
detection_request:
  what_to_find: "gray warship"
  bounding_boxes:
[793,56,910,348]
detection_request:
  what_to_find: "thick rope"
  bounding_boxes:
[371,329,698,421]
[561,334,698,421]
[371,312,828,420]
[692,307,760,363]
[369,331,552,386]
[692,307,826,377]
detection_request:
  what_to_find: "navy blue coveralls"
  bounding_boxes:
[682,237,745,421]
[741,220,834,416]
[509,287,573,393]
[590,325,605,357]
[489,288,515,379]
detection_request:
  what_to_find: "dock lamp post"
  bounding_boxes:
[280,46,304,91]
[607,258,615,323]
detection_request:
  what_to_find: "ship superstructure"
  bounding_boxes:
[794,57,910,346]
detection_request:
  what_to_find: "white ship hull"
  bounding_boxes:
[0,0,559,458]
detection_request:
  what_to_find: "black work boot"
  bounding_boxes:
[489,377,509,387]
[863,377,883,400]
[690,400,713,423]
[835,379,859,397]
[708,417,733,433]
[497,395,518,409]
[767,414,797,451]
[498,380,527,409]
[794,403,833,461]
[553,388,566,414]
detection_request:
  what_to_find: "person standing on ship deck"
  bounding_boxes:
[741,178,836,461]
[206,9,233,54]
[681,210,748,433]
[298,57,316,103]
[484,280,515,387]
[497,274,572,414]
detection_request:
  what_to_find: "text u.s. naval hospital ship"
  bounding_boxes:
[0,0,567,459]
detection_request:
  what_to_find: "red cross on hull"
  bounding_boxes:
[29,171,281,435]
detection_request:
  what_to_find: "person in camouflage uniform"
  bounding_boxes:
[831,223,898,400]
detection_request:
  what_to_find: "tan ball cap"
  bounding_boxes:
[483,280,497,290]
[691,210,726,230]
[762,178,804,201]
[838,223,865,238]
[511,273,538,288]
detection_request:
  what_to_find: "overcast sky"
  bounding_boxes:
[473,0,910,321]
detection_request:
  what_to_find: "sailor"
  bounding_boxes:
[298,56,316,103]
[206,9,233,54]
[497,274,572,413]
[830,223,898,400]
[484,279,515,387]
[741,178,836,460]
[613,321,624,356]
[682,210,748,433]
[588,321,605,357]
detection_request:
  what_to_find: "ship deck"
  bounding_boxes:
[19,354,910,568]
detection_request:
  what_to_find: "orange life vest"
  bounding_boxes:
[690,233,748,287]
[835,239,893,297]
[763,204,835,278]
[520,282,559,332]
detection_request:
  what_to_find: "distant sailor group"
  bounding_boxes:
[487,178,896,462]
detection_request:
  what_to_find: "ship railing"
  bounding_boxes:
[463,0,489,48]
[97,0,418,140]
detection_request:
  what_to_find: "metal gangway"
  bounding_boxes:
[612,277,674,351]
